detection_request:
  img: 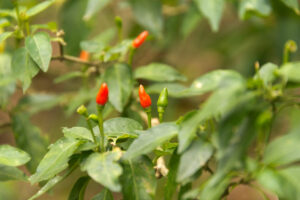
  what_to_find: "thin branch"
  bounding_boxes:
[51,55,101,67]
[0,122,11,129]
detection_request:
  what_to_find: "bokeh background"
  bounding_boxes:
[1,0,300,199]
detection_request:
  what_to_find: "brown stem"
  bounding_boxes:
[0,122,11,129]
[51,55,101,67]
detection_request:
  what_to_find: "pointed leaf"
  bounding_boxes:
[25,32,52,72]
[26,0,55,18]
[91,189,113,200]
[239,0,271,19]
[0,145,30,166]
[68,176,90,200]
[103,63,134,112]
[29,137,81,183]
[280,0,299,13]
[83,0,110,20]
[0,164,27,181]
[63,127,94,142]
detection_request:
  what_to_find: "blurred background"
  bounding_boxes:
[1,0,300,199]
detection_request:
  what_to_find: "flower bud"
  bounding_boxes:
[77,105,87,116]
[88,114,98,123]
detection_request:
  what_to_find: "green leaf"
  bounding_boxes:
[279,62,300,83]
[0,164,27,181]
[83,0,110,20]
[254,62,278,86]
[26,0,55,18]
[82,151,122,192]
[181,4,202,37]
[0,31,13,43]
[68,176,90,200]
[257,166,300,200]
[0,145,30,166]
[193,0,225,31]
[263,129,300,166]
[103,63,134,112]
[91,189,113,200]
[164,151,180,200]
[146,83,187,97]
[31,22,57,33]
[11,113,48,173]
[103,117,142,138]
[11,47,39,91]
[0,53,15,108]
[129,0,163,36]
[177,139,213,183]
[29,137,81,183]
[54,71,82,83]
[63,127,94,142]
[239,0,272,20]
[134,63,187,82]
[280,0,299,13]
[120,156,156,200]
[25,32,52,72]
[59,0,90,55]
[123,123,178,160]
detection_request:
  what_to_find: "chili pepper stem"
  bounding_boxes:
[86,118,99,151]
[128,47,135,65]
[158,112,164,123]
[97,105,105,152]
[145,107,152,128]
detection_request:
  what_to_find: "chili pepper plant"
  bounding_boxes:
[1,0,300,200]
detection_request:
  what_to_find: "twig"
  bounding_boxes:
[0,122,11,129]
[51,55,101,67]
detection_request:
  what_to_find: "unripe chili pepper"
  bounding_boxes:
[139,84,151,108]
[132,31,149,48]
[96,83,109,106]
[80,50,89,61]
[77,105,88,116]
[88,114,98,123]
[157,88,168,122]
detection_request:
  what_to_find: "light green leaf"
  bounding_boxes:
[280,0,299,13]
[146,83,187,97]
[239,0,272,20]
[68,176,90,200]
[0,18,10,28]
[0,145,30,167]
[135,63,187,82]
[0,53,15,108]
[254,62,278,86]
[54,71,82,83]
[0,164,27,181]
[83,0,110,20]
[82,151,122,192]
[123,123,178,160]
[103,117,142,138]
[29,137,81,183]
[11,113,48,173]
[120,156,156,200]
[129,0,163,36]
[11,47,39,91]
[103,63,134,112]
[263,129,300,166]
[279,62,300,82]
[26,0,55,18]
[25,32,52,72]
[181,4,202,37]
[0,31,13,43]
[193,0,225,31]
[177,140,213,183]
[91,189,113,200]
[63,127,94,142]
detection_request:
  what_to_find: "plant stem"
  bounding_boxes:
[51,55,101,67]
[97,106,105,152]
[145,107,152,128]
[86,118,99,151]
[283,46,289,64]
[128,47,135,65]
[158,112,164,123]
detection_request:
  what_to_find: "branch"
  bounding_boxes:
[0,122,11,129]
[51,55,101,67]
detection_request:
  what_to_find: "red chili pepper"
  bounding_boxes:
[132,31,149,48]
[79,50,89,61]
[96,83,109,105]
[139,84,151,108]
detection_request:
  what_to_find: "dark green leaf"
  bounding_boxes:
[0,164,27,181]
[120,156,156,200]
[68,176,90,200]
[129,0,163,36]
[83,0,110,20]
[82,151,122,192]
[164,150,180,200]
[11,113,48,173]
[177,140,213,183]
[29,137,81,183]
[0,145,30,166]
[123,123,178,160]
[26,0,55,18]
[91,189,113,200]
[11,48,39,91]
[239,0,272,20]
[135,63,187,82]
[25,32,52,72]
[193,0,225,31]
[103,63,134,112]
[280,0,299,13]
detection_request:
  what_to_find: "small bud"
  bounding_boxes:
[88,114,98,123]
[77,105,87,116]
[139,84,151,108]
[96,82,109,105]
[115,16,122,30]
[254,61,260,72]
